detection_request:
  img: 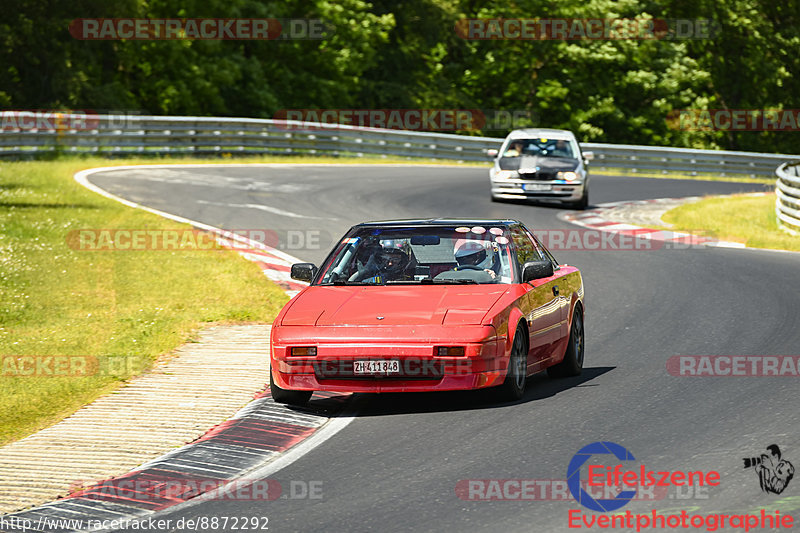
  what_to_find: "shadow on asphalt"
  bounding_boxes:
[492,197,588,211]
[344,365,615,417]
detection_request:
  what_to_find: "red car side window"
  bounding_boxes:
[524,228,558,266]
[510,226,543,267]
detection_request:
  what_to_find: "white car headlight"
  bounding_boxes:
[557,171,579,181]
[492,170,517,179]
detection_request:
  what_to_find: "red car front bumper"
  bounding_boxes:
[271,325,508,393]
[272,369,507,393]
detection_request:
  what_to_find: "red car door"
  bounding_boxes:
[510,225,563,373]
[528,229,570,342]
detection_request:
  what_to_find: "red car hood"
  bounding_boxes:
[281,285,509,326]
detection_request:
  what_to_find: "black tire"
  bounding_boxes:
[496,324,528,401]
[547,307,584,378]
[567,188,589,210]
[270,368,312,405]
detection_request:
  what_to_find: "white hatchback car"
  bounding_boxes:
[488,128,593,209]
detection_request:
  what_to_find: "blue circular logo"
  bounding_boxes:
[567,441,638,512]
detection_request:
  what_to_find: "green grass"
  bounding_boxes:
[0,158,291,445]
[590,167,776,185]
[662,193,800,251]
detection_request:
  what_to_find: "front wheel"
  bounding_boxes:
[495,325,528,401]
[547,307,584,378]
[567,188,588,210]
[270,367,312,405]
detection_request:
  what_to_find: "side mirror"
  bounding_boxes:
[291,263,317,282]
[522,260,554,282]
[487,149,499,158]
[582,151,595,162]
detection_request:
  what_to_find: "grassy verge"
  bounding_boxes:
[662,193,800,252]
[590,167,776,185]
[0,158,291,445]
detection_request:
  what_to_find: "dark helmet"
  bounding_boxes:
[357,238,382,263]
[378,247,409,274]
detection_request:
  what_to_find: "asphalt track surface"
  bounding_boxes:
[88,165,800,532]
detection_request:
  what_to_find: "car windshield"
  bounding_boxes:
[502,138,576,159]
[317,225,515,285]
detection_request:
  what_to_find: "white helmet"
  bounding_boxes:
[454,240,491,268]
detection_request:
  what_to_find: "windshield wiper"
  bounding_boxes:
[421,278,479,284]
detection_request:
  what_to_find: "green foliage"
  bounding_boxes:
[1,0,798,152]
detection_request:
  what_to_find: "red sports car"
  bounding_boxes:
[270,219,585,405]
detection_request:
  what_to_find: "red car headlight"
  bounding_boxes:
[290,346,317,356]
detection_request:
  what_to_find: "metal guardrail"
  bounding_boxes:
[0,113,796,179]
[776,162,800,234]
[580,142,794,178]
[0,114,497,162]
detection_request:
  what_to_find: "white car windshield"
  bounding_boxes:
[317,225,515,285]
[503,138,577,159]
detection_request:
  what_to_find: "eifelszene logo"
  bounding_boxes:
[567,441,721,512]
[567,441,638,512]
[744,444,795,495]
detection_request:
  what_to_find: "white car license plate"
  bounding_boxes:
[353,360,401,375]
[523,183,552,191]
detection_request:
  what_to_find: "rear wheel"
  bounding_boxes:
[270,367,312,405]
[496,324,528,401]
[547,307,584,378]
